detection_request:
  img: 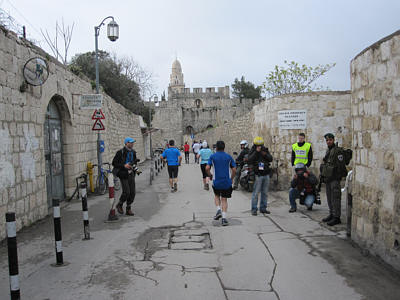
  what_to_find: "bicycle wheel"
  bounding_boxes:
[97,175,108,195]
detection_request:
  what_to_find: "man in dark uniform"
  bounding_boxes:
[320,133,343,226]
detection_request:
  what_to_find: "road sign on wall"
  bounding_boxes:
[92,109,105,119]
[92,119,105,131]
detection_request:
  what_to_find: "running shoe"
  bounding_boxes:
[214,209,222,220]
[221,218,229,226]
[174,183,177,191]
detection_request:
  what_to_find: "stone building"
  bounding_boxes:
[0,27,146,239]
[151,59,263,147]
[350,30,400,270]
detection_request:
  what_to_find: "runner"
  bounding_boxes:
[183,141,190,164]
[192,141,201,164]
[161,140,182,192]
[206,140,236,226]
[197,141,213,190]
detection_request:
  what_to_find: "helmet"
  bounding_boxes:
[240,140,248,148]
[253,136,264,146]
[294,163,306,170]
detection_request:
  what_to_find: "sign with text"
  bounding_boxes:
[278,110,307,129]
[80,94,103,109]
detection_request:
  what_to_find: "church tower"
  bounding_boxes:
[169,58,185,94]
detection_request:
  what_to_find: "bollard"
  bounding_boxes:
[53,198,64,265]
[155,159,158,176]
[80,181,90,240]
[6,212,20,300]
[107,172,118,221]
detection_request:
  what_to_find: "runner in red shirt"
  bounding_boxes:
[183,141,190,164]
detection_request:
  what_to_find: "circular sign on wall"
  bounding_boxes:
[23,57,49,86]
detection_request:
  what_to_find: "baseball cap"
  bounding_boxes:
[124,137,135,144]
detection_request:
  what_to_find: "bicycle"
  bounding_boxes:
[94,162,121,195]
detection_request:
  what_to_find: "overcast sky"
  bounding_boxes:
[2,0,400,99]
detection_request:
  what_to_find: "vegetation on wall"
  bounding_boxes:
[263,60,336,97]
[231,76,262,100]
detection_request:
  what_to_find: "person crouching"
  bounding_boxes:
[288,163,318,213]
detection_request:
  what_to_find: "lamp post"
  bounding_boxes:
[148,94,158,159]
[94,16,119,180]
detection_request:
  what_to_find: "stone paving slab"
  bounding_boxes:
[173,229,209,236]
[170,242,206,250]
[226,290,278,300]
[172,235,205,243]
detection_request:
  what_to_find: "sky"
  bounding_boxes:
[1,0,400,99]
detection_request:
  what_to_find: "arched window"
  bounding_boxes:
[195,99,203,108]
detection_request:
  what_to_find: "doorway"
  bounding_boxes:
[44,99,65,208]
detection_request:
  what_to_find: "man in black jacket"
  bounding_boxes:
[248,136,273,215]
[112,137,138,216]
[233,140,249,190]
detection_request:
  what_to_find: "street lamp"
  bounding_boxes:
[94,16,119,180]
[148,94,158,159]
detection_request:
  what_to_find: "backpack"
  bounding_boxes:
[337,147,353,178]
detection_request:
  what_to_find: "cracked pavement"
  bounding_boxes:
[1,156,400,299]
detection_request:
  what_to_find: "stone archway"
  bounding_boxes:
[43,95,71,208]
[194,99,203,109]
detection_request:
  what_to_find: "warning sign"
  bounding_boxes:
[92,119,105,131]
[92,109,105,120]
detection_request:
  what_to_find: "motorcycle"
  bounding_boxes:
[239,161,255,192]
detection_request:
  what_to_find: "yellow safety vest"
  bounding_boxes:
[292,142,311,166]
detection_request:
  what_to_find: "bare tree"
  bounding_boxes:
[118,56,156,100]
[41,19,74,65]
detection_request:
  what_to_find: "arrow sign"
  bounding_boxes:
[92,119,105,131]
[92,109,105,120]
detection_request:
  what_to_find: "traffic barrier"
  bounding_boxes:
[107,173,118,221]
[80,181,90,240]
[53,199,64,265]
[6,212,20,300]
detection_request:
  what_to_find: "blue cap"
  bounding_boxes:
[124,137,135,144]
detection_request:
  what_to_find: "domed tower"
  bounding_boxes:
[169,58,185,94]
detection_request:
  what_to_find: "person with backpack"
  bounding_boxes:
[112,137,139,216]
[320,133,352,226]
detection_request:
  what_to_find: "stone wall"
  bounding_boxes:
[0,27,145,239]
[197,91,351,190]
[153,97,262,146]
[350,30,400,269]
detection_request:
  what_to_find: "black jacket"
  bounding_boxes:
[248,145,273,176]
[236,148,250,167]
[290,171,318,194]
[112,147,138,179]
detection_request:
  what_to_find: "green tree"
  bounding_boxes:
[69,51,152,125]
[231,76,262,100]
[263,60,336,97]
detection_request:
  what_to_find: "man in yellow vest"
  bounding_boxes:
[291,133,313,168]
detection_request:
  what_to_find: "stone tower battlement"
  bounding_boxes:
[167,86,230,100]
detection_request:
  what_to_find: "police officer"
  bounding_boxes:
[320,133,343,226]
[291,133,313,168]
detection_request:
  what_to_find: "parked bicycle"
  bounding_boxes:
[94,162,121,195]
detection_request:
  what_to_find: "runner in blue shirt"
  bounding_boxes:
[206,140,236,226]
[197,141,213,190]
[161,140,182,192]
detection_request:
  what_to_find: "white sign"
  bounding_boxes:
[278,110,307,129]
[80,94,103,109]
